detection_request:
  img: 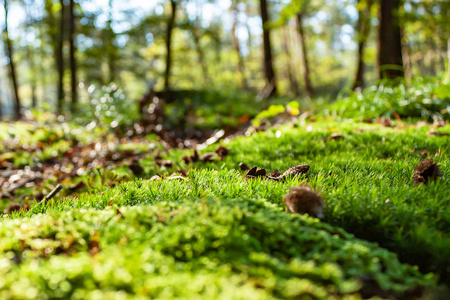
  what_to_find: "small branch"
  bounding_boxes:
[39,184,63,205]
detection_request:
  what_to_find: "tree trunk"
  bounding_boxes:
[191,29,210,85]
[57,0,65,115]
[377,0,404,79]
[191,1,210,86]
[230,0,248,89]
[3,0,21,120]
[448,38,450,79]
[282,27,300,96]
[259,0,276,97]
[69,0,77,112]
[25,1,38,108]
[107,0,117,83]
[296,12,313,98]
[164,0,177,91]
[27,46,37,109]
[352,0,374,91]
[245,0,253,57]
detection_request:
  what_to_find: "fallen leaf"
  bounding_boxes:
[280,165,310,179]
[129,159,144,176]
[239,163,250,171]
[413,159,442,185]
[238,114,250,124]
[268,170,281,177]
[427,129,449,136]
[149,175,162,181]
[327,133,344,141]
[200,152,215,163]
[214,145,230,160]
[6,203,22,214]
[89,230,101,256]
[283,186,324,219]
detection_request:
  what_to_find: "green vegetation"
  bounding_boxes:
[0,197,435,299]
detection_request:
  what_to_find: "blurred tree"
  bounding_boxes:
[164,0,177,90]
[69,0,77,112]
[296,11,313,97]
[281,27,299,96]
[259,0,277,97]
[352,0,374,90]
[105,0,118,83]
[57,0,65,114]
[378,0,404,79]
[24,0,38,108]
[189,0,211,85]
[2,0,21,119]
[230,0,248,89]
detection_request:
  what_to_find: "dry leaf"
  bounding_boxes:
[283,186,324,219]
[239,162,250,171]
[200,152,215,163]
[413,159,442,185]
[327,133,344,141]
[280,165,310,179]
[215,145,230,160]
[6,203,22,214]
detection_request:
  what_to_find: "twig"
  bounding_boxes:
[39,184,63,205]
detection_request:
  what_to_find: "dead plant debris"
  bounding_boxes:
[239,162,250,171]
[413,159,443,185]
[327,133,344,141]
[427,129,449,136]
[6,202,22,214]
[245,165,310,182]
[129,159,144,176]
[283,186,324,219]
[214,145,230,160]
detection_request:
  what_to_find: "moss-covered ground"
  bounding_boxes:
[1,117,449,299]
[1,79,450,298]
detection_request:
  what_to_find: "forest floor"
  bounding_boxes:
[1,84,450,298]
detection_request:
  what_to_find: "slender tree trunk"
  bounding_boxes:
[352,0,374,91]
[107,0,117,83]
[259,0,277,97]
[24,2,38,108]
[191,29,210,85]
[282,28,300,96]
[164,0,177,91]
[448,38,450,79]
[0,76,3,118]
[27,46,37,108]
[3,0,21,120]
[245,0,253,57]
[401,27,411,83]
[230,0,248,89]
[296,12,313,98]
[57,0,65,115]
[69,0,77,112]
[378,0,404,79]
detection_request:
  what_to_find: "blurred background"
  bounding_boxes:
[0,0,448,122]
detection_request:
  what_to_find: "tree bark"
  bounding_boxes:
[57,0,65,115]
[69,0,77,112]
[352,0,374,91]
[377,0,404,79]
[259,0,276,97]
[3,0,21,120]
[231,0,248,89]
[164,0,177,91]
[245,0,253,57]
[191,28,210,85]
[107,0,117,83]
[296,12,313,98]
[24,1,38,108]
[282,28,300,96]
